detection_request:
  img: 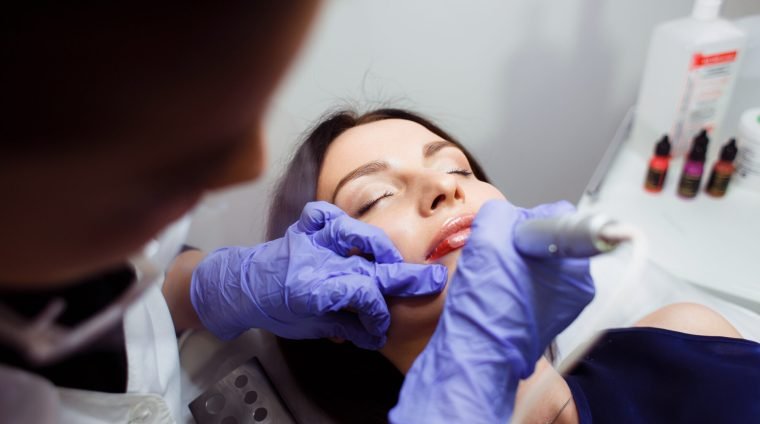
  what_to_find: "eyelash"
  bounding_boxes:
[357,191,394,216]
[447,168,473,176]
[355,168,472,216]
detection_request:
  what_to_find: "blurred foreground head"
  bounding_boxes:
[0,2,321,286]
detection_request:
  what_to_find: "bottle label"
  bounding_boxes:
[678,172,702,197]
[645,168,666,191]
[707,171,732,195]
[672,50,739,153]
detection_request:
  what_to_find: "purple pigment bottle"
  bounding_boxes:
[677,130,709,198]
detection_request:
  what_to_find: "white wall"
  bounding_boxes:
[186,0,760,250]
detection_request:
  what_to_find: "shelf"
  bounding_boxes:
[579,128,760,310]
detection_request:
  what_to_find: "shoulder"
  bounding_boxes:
[634,302,742,338]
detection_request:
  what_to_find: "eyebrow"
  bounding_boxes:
[423,140,455,158]
[330,140,456,202]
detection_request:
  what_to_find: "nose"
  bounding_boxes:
[418,171,465,216]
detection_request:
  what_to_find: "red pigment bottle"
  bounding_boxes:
[706,138,738,197]
[644,135,671,192]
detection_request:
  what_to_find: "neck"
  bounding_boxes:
[380,335,431,374]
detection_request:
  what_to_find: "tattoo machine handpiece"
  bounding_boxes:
[514,213,635,258]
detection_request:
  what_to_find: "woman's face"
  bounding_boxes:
[317,118,506,369]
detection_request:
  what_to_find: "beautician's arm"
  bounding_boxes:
[162,250,207,332]
[390,201,595,423]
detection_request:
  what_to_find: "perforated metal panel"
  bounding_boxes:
[189,357,297,424]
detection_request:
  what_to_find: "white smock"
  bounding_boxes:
[58,284,182,424]
[0,216,190,424]
[0,285,182,424]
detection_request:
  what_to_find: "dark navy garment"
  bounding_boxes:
[564,327,760,423]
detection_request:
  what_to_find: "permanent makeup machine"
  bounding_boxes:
[514,213,635,259]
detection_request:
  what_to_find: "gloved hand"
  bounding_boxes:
[390,200,595,423]
[190,201,447,349]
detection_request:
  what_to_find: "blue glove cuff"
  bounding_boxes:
[190,247,253,340]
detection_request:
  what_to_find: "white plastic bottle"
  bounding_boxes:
[633,0,747,159]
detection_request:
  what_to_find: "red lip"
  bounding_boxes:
[425,214,476,262]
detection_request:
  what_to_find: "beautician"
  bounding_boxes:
[0,3,593,423]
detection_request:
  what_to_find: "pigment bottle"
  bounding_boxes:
[678,132,709,198]
[644,135,672,192]
[706,138,738,197]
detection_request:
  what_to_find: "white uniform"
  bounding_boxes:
[1,217,188,423]
[61,284,181,424]
[0,285,182,424]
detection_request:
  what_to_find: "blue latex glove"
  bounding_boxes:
[190,201,448,349]
[390,200,595,423]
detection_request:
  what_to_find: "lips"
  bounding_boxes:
[426,214,475,262]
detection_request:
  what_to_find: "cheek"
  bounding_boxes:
[366,213,426,263]
[467,181,507,206]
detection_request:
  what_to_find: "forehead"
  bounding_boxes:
[324,118,445,171]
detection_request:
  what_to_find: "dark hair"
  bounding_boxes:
[268,108,489,423]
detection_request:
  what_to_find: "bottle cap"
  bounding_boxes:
[654,135,671,156]
[688,142,707,162]
[692,0,722,20]
[720,138,738,162]
[694,129,710,148]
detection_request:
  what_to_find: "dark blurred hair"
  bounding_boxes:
[1,2,317,151]
[268,108,489,423]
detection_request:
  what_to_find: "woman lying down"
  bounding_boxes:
[267,108,760,423]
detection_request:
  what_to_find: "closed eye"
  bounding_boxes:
[447,168,472,176]
[357,191,394,216]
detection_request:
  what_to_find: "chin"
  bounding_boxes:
[437,249,463,277]
[385,285,446,342]
[384,248,463,346]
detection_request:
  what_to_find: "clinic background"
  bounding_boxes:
[185,0,760,250]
